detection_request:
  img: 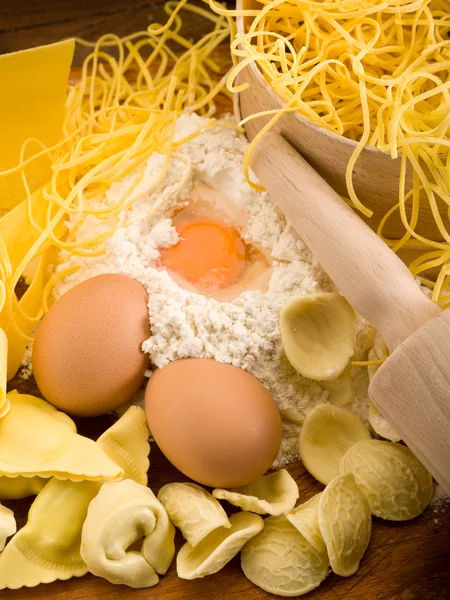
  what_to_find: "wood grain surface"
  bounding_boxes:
[1,2,450,599]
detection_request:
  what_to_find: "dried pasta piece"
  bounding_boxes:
[177,511,263,580]
[0,478,100,589]
[213,470,298,516]
[318,473,371,577]
[95,405,150,485]
[286,493,325,553]
[368,403,401,442]
[0,391,123,482]
[299,404,371,485]
[81,479,175,588]
[367,339,400,442]
[0,407,149,589]
[0,476,45,499]
[279,293,356,381]
[241,515,329,597]
[158,482,230,547]
[339,440,433,521]
[0,329,9,419]
[319,367,352,407]
[0,504,16,551]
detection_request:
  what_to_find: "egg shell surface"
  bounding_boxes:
[33,273,150,417]
[145,358,282,488]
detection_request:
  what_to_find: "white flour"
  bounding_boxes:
[53,113,376,467]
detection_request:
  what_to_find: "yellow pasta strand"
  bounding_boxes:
[0,2,232,379]
[211,0,450,301]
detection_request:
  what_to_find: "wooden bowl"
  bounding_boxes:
[235,0,446,257]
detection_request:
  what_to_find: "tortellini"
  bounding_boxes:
[286,493,324,553]
[158,482,230,547]
[318,473,371,577]
[299,404,371,484]
[241,515,329,597]
[0,391,123,482]
[279,293,356,381]
[213,469,299,516]
[81,479,175,588]
[0,504,16,551]
[177,512,264,580]
[0,406,150,589]
[340,440,433,520]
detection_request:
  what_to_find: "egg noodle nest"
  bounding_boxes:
[0,0,449,407]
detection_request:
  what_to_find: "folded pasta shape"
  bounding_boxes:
[241,515,330,596]
[177,511,264,580]
[0,476,46,500]
[0,406,150,589]
[213,470,299,516]
[95,405,150,485]
[0,391,124,482]
[286,493,325,553]
[0,329,9,420]
[158,482,230,547]
[0,504,16,551]
[81,479,175,588]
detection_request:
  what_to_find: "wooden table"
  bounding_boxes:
[1,2,450,599]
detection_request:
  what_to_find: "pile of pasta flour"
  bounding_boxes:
[53,113,376,466]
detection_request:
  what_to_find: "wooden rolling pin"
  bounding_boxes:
[251,131,450,494]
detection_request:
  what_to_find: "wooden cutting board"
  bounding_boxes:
[1,4,450,596]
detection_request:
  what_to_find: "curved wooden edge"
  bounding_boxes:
[234,0,446,244]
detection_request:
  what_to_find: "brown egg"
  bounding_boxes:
[145,358,282,487]
[33,274,150,417]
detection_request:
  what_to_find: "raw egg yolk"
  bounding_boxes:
[160,219,246,289]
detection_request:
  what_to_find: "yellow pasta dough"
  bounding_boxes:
[299,404,371,485]
[241,515,329,596]
[158,483,231,547]
[0,476,45,500]
[0,406,149,590]
[279,293,356,381]
[213,469,299,516]
[81,479,175,588]
[0,504,16,552]
[318,473,372,577]
[340,440,433,521]
[0,391,123,482]
[286,493,325,554]
[177,512,264,580]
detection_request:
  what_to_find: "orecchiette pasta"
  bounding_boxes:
[299,404,371,485]
[241,515,329,596]
[279,293,356,381]
[286,493,325,553]
[158,482,230,547]
[318,473,372,577]
[213,469,299,516]
[340,440,433,520]
[177,511,264,580]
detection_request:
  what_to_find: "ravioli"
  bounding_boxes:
[0,406,150,589]
[0,391,123,482]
